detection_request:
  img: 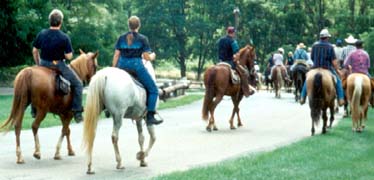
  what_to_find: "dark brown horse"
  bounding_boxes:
[292,63,308,102]
[202,45,256,131]
[0,50,98,164]
[305,68,336,136]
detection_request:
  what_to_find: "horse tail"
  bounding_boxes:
[0,68,32,132]
[311,73,323,124]
[351,76,363,121]
[82,72,106,155]
[202,68,216,121]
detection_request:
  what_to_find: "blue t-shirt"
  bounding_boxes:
[115,32,151,59]
[33,29,73,61]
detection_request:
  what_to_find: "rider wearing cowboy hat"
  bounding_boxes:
[341,35,357,63]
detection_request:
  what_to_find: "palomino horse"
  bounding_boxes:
[202,45,256,131]
[271,66,284,98]
[83,67,156,174]
[292,63,308,102]
[0,50,98,164]
[346,73,372,132]
[305,68,336,136]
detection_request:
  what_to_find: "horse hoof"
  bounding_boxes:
[68,151,75,156]
[116,165,125,170]
[54,156,62,160]
[237,123,243,127]
[140,161,148,167]
[230,126,236,130]
[87,170,95,175]
[136,151,145,160]
[16,159,25,164]
[206,127,212,132]
[213,127,218,131]
[33,153,41,160]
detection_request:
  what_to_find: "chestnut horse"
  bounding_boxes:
[305,68,335,136]
[202,45,256,131]
[346,73,372,132]
[0,50,98,164]
[272,66,284,98]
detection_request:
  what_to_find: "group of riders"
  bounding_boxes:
[32,8,372,127]
[262,28,372,108]
[32,9,162,126]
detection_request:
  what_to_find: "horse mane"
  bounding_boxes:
[70,54,89,81]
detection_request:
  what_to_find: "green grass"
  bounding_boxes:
[155,108,374,180]
[0,92,203,130]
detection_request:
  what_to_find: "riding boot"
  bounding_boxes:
[146,111,163,126]
[236,68,251,97]
[72,108,83,123]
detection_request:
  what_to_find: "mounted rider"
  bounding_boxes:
[268,48,291,83]
[290,42,309,71]
[32,9,83,122]
[217,26,253,97]
[299,28,345,106]
[112,16,162,126]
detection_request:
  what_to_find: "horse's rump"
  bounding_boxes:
[346,73,371,123]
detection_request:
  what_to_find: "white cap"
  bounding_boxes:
[278,48,284,54]
[319,29,331,38]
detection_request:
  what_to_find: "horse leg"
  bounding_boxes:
[31,111,46,160]
[322,110,328,134]
[135,120,147,167]
[54,116,74,160]
[112,114,124,170]
[210,95,223,131]
[328,106,335,128]
[137,123,157,167]
[15,119,24,164]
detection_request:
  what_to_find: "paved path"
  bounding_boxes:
[0,91,342,180]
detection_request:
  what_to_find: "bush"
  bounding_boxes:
[0,65,28,87]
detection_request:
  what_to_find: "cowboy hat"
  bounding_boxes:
[345,35,357,44]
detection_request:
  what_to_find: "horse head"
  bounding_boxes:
[235,45,256,72]
[70,49,99,84]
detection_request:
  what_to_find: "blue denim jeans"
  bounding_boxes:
[300,69,344,100]
[40,59,83,111]
[117,58,158,112]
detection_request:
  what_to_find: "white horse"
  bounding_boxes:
[82,67,156,174]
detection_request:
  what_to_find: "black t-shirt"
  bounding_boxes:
[218,35,235,61]
[33,29,73,61]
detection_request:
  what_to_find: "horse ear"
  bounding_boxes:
[79,49,85,54]
[93,51,99,59]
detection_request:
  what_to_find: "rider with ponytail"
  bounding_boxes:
[112,16,162,125]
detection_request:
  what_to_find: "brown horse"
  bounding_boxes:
[0,50,98,164]
[271,66,284,98]
[346,73,372,132]
[305,68,336,136]
[202,45,256,131]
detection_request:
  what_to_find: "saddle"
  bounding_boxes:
[217,62,240,84]
[55,74,71,95]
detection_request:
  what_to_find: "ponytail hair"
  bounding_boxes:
[127,16,141,46]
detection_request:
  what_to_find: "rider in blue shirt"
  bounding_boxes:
[112,16,162,126]
[299,29,345,106]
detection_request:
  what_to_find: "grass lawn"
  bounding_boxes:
[155,108,374,180]
[0,92,203,130]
